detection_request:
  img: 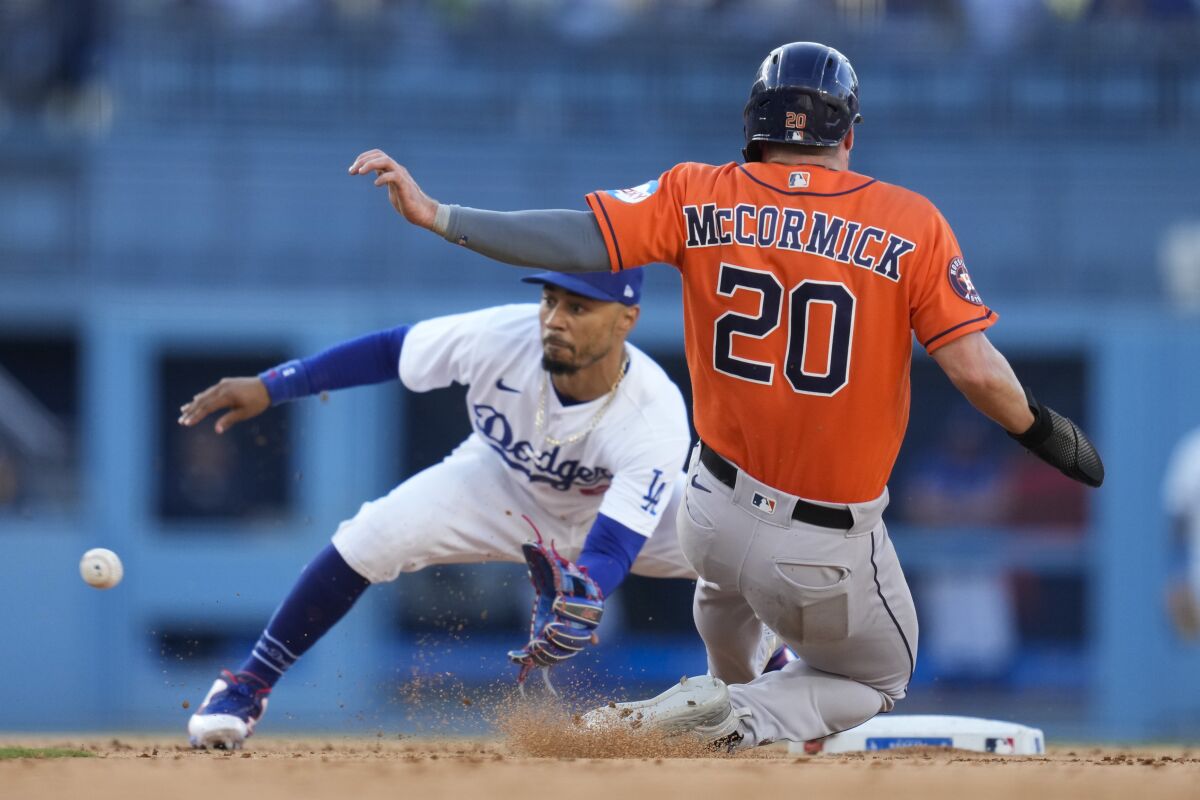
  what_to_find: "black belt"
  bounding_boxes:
[698,443,854,531]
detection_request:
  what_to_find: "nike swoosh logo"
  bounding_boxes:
[495,378,520,394]
[690,474,712,493]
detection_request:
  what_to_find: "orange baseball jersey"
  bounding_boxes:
[586,161,996,503]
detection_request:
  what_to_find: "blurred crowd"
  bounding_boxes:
[131,0,1200,29]
[4,0,1200,118]
[3,0,1198,128]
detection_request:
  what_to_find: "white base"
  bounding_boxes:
[788,714,1045,756]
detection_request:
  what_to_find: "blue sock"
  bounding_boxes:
[237,544,370,688]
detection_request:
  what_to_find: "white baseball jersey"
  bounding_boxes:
[398,304,691,537]
[1164,426,1200,592]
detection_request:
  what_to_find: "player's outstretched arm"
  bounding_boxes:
[179,326,409,434]
[178,377,270,434]
[932,331,1104,487]
[349,148,609,273]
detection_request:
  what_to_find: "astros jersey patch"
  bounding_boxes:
[586,162,996,503]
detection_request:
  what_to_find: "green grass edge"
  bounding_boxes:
[0,747,95,760]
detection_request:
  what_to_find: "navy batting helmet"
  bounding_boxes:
[742,42,862,162]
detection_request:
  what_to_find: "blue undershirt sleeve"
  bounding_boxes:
[258,325,409,405]
[577,513,648,598]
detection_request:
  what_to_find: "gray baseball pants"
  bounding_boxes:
[677,444,919,747]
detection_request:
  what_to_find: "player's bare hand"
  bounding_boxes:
[348,149,438,229]
[178,377,270,434]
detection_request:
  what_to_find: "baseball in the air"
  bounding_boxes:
[80,548,124,590]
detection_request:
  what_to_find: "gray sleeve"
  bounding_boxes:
[433,205,611,273]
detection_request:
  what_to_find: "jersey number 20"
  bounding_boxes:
[713,263,855,396]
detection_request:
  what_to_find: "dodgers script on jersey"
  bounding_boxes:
[587,162,997,503]
[398,304,690,535]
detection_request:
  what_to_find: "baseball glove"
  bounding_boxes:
[507,516,605,683]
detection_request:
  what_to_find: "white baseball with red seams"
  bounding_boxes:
[80,548,123,589]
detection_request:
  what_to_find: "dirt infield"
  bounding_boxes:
[1,737,1197,800]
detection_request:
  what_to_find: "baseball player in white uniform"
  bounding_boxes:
[1164,426,1200,639]
[178,268,702,749]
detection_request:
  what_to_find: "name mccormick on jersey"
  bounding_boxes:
[472,404,612,493]
[682,204,915,282]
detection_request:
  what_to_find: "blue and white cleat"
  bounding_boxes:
[582,675,743,745]
[187,670,270,750]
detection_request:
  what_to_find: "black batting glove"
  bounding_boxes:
[1009,387,1104,487]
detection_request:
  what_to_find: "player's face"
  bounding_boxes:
[538,286,634,375]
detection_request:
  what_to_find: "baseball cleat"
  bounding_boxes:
[582,675,741,742]
[187,670,270,750]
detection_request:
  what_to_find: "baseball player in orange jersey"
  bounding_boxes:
[349,41,1104,750]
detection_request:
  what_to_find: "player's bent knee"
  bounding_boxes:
[331,500,431,584]
[330,525,400,584]
[868,666,912,706]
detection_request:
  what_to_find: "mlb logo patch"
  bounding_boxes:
[788,171,810,189]
[751,492,777,514]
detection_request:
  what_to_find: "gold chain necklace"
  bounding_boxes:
[535,353,630,447]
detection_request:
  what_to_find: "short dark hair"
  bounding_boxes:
[759,141,840,160]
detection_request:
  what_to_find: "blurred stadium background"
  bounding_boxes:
[1,0,1199,741]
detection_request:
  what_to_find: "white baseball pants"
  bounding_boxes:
[331,440,697,583]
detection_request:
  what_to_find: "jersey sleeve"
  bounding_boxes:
[584,164,689,272]
[595,432,690,537]
[592,388,691,537]
[909,209,998,353]
[398,307,502,392]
